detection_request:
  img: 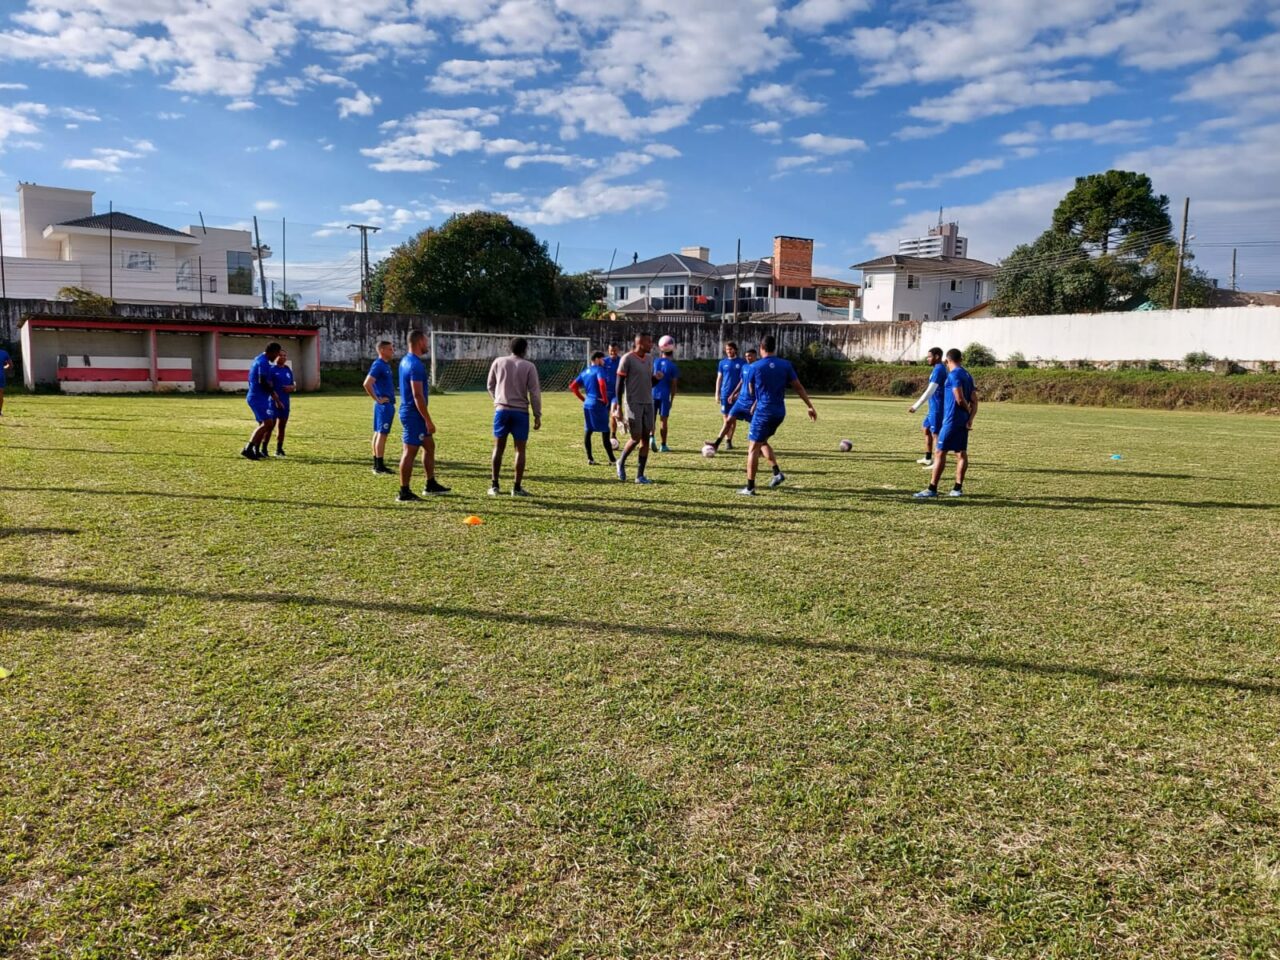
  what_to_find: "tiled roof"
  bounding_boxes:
[55,211,190,238]
[851,254,998,276]
[715,259,772,278]
[607,253,717,278]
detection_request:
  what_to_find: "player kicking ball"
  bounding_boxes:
[263,350,295,457]
[396,329,450,502]
[915,348,977,499]
[740,336,816,496]
[570,351,616,466]
[486,337,542,497]
[907,347,946,467]
[711,341,746,450]
[363,340,397,475]
[650,335,679,452]
[241,342,285,460]
[707,347,757,451]
[615,331,662,485]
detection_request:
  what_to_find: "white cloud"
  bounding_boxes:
[267,138,286,150]
[156,111,184,120]
[342,198,386,217]
[517,85,692,140]
[336,89,380,118]
[504,175,666,226]
[483,137,543,154]
[750,120,781,136]
[0,82,27,90]
[907,71,1118,127]
[775,155,817,171]
[504,153,586,169]
[896,155,1005,190]
[747,82,823,116]
[428,58,553,95]
[0,101,44,150]
[1177,31,1280,115]
[361,107,501,171]
[643,143,681,158]
[792,132,866,153]
[1049,118,1153,144]
[255,200,280,211]
[785,0,870,32]
[62,142,154,173]
[226,99,257,112]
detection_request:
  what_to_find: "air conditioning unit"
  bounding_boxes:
[942,302,952,310]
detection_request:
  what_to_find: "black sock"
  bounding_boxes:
[602,433,616,462]
[619,446,631,465]
[929,483,938,493]
[637,453,648,477]
[772,464,782,476]
[746,477,756,490]
[399,485,410,496]
[953,482,963,491]
[584,430,594,461]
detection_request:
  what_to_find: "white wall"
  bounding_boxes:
[182,226,261,307]
[2,258,83,297]
[862,269,990,323]
[18,184,93,259]
[919,306,1280,362]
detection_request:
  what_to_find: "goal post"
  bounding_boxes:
[428,330,592,394]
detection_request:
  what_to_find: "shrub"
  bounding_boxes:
[57,286,115,315]
[1075,359,1097,371]
[964,342,998,367]
[1259,361,1277,374]
[888,378,914,397]
[1007,351,1029,369]
[1146,359,1166,372]
[1185,351,1215,371]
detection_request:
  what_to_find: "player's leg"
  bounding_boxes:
[275,413,288,455]
[741,440,761,495]
[255,417,276,457]
[490,434,507,493]
[600,430,616,463]
[761,440,786,487]
[0,387,5,416]
[617,408,640,481]
[918,425,934,465]
[725,415,737,449]
[398,443,421,500]
[635,409,653,483]
[915,450,948,498]
[421,435,448,494]
[951,451,968,496]
[513,439,529,494]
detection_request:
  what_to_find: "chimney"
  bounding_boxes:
[680,245,711,262]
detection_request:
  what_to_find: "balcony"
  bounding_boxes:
[176,274,218,293]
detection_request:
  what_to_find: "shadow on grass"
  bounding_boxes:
[0,527,80,539]
[0,595,144,631]
[848,488,1275,511]
[4,572,1277,697]
[990,465,1230,481]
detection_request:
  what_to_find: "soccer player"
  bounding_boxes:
[707,347,758,450]
[396,329,450,502]
[739,335,817,496]
[363,340,397,475]
[241,342,285,460]
[263,350,295,457]
[650,339,679,452]
[0,344,11,416]
[907,347,946,467]
[711,340,746,450]
[915,348,977,499]
[602,342,622,442]
[570,350,615,466]
[486,337,543,497]
[615,331,662,485]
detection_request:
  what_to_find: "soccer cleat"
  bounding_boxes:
[948,488,963,497]
[635,475,653,485]
[487,486,500,496]
[768,472,786,488]
[916,456,932,465]
[586,459,597,466]
[374,464,395,475]
[738,486,756,496]
[616,461,627,483]
[276,448,286,457]
[511,487,532,497]
[396,489,423,502]
[424,479,450,495]
[725,439,734,450]
[241,446,260,460]
[660,444,672,453]
[913,489,938,499]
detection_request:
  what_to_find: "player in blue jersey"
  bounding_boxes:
[0,344,12,416]
[263,350,296,457]
[362,340,397,474]
[650,339,679,452]
[241,342,285,460]
[602,342,622,444]
[570,351,616,466]
[915,347,978,499]
[396,329,450,501]
[707,341,746,451]
[707,347,758,449]
[907,347,946,467]
[739,336,816,496]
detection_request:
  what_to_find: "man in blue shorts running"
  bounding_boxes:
[570,351,615,466]
[915,348,977,499]
[363,340,397,474]
[241,342,285,460]
[739,336,816,496]
[907,347,946,467]
[397,329,450,501]
[707,340,746,451]
[486,337,542,497]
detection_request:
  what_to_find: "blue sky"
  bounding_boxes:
[1,0,1278,303]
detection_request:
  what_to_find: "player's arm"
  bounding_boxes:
[909,380,937,413]
[614,362,627,405]
[670,371,678,400]
[362,372,381,402]
[528,365,542,430]
[713,371,723,401]
[412,378,435,433]
[596,375,609,402]
[967,392,979,429]
[261,366,283,407]
[952,385,969,414]
[486,361,498,400]
[569,378,586,402]
[790,378,818,421]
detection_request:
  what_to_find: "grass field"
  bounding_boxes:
[2,389,1279,958]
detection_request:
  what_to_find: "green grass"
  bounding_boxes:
[2,390,1279,958]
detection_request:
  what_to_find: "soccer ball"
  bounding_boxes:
[838,439,853,452]
[611,438,620,450]
[701,443,717,458]
[658,335,675,352]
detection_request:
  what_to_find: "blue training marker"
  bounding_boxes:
[1110,454,1123,460]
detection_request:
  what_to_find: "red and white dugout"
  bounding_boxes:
[19,316,321,394]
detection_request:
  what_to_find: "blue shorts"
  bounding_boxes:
[719,396,733,415]
[730,403,753,422]
[748,411,785,443]
[270,401,290,421]
[401,408,429,447]
[936,423,969,453]
[247,395,273,423]
[655,395,673,418]
[583,404,609,433]
[373,402,395,434]
[494,408,530,442]
[922,412,940,434]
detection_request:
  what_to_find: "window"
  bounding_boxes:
[639,286,646,294]
[950,279,962,291]
[756,285,769,299]
[864,274,873,288]
[689,285,702,297]
[663,284,685,297]
[227,251,254,296]
[125,250,156,271]
[801,287,816,301]
[615,285,628,302]
[898,312,911,321]
[907,274,918,289]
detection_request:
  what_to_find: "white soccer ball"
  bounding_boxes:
[838,439,853,452]
[701,443,717,458]
[658,335,675,352]
[610,437,620,450]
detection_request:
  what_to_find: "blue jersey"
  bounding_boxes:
[731,360,758,410]
[927,362,946,422]
[747,356,797,419]
[0,348,10,387]
[368,357,395,400]
[246,352,274,400]
[942,366,975,429]
[601,354,620,399]
[576,364,607,406]
[399,353,428,416]
[652,356,679,401]
[717,356,745,400]
[272,364,294,408]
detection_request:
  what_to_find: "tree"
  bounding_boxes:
[366,257,389,312]
[991,230,1108,316]
[1051,170,1172,257]
[273,290,299,310]
[379,212,558,327]
[555,271,605,319]
[57,286,115,315]
[1143,242,1214,309]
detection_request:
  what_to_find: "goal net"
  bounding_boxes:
[428,331,591,394]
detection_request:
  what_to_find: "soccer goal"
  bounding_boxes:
[428,330,591,394]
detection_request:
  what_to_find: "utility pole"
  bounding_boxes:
[348,223,380,308]
[253,215,268,309]
[1231,247,1237,291]
[108,200,114,300]
[1172,196,1189,310]
[282,217,287,307]
[734,238,741,322]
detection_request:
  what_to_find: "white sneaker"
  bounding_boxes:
[917,457,933,466]
[768,472,785,488]
[738,486,756,496]
[487,486,500,496]
[948,488,963,497]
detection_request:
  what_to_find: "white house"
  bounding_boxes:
[7,182,262,307]
[853,254,996,323]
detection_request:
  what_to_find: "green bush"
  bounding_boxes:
[965,342,998,367]
[1007,351,1029,369]
[1185,351,1214,370]
[888,378,914,397]
[1146,359,1166,372]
